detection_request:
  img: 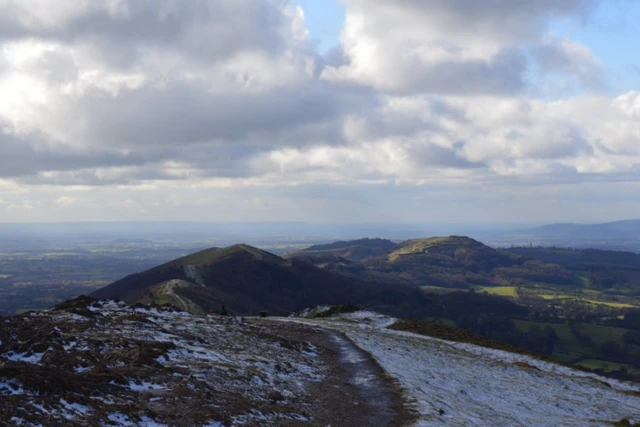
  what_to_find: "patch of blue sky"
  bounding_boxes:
[294,0,345,53]
[548,0,640,94]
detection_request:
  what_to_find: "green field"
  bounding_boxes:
[537,294,572,300]
[476,286,518,297]
[584,300,636,308]
[534,294,635,308]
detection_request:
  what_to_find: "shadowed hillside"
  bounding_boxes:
[286,238,398,261]
[91,244,432,318]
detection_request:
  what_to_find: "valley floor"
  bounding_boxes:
[275,312,640,427]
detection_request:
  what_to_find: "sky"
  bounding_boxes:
[1,0,640,224]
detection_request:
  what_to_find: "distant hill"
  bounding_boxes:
[287,236,540,289]
[304,238,397,252]
[523,220,640,236]
[91,244,432,318]
[506,220,640,252]
[285,238,398,262]
[505,247,640,269]
[504,246,640,290]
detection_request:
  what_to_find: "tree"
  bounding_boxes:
[600,340,622,359]
[525,325,546,354]
[543,326,559,354]
[456,315,480,333]
[622,330,640,347]
[623,310,640,330]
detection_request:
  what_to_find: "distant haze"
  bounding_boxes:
[0,221,534,244]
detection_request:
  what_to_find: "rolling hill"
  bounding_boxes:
[287,235,541,289]
[521,220,640,237]
[502,219,640,252]
[286,235,640,294]
[91,244,432,318]
[298,238,398,260]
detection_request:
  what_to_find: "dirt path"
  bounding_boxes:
[156,279,201,313]
[281,316,640,427]
[257,320,416,427]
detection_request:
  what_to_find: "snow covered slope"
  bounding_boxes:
[283,311,640,427]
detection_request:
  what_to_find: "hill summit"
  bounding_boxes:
[388,235,488,260]
[286,236,524,289]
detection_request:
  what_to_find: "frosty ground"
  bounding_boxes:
[2,300,640,426]
[0,299,410,426]
[277,309,640,427]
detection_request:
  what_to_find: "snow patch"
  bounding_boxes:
[0,379,24,395]
[128,380,165,391]
[1,351,45,364]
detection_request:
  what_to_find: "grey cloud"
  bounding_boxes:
[397,49,528,95]
[0,130,157,178]
[532,42,605,91]
[365,0,598,37]
[0,1,292,65]
[408,143,485,170]
[508,123,593,160]
[351,98,468,141]
[320,46,348,69]
[73,80,367,148]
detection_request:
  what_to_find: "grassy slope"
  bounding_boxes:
[476,286,518,297]
[388,236,480,261]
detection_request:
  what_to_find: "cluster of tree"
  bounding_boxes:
[598,340,625,360]
[568,320,596,348]
[622,309,640,330]
[505,247,640,291]
[454,314,559,355]
[506,247,640,270]
[493,260,576,286]
[622,330,640,347]
[426,291,529,320]
[567,320,640,366]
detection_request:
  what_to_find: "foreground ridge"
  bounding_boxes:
[1,298,411,426]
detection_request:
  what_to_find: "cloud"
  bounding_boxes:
[322,0,603,94]
[54,196,76,208]
[0,0,303,61]
[531,38,605,91]
[0,0,639,223]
